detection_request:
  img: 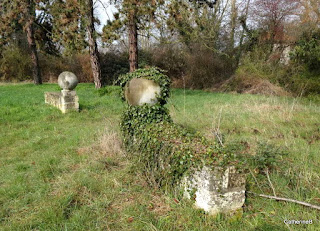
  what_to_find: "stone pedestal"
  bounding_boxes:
[44,92,61,108]
[45,90,79,113]
[182,166,246,216]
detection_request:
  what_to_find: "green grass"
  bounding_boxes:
[0,83,319,230]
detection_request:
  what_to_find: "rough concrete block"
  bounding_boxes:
[45,90,79,113]
[182,166,246,216]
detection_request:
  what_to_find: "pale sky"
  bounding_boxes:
[94,0,117,32]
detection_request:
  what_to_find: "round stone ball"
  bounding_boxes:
[58,71,78,90]
[125,78,161,106]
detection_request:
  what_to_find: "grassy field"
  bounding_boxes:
[0,83,319,230]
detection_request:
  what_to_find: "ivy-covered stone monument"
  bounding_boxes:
[119,67,246,216]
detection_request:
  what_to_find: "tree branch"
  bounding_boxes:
[248,191,320,210]
[190,0,218,8]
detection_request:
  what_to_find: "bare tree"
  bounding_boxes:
[253,0,300,44]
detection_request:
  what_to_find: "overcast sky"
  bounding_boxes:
[94,0,117,32]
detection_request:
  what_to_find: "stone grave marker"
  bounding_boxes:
[124,78,161,106]
[121,69,246,216]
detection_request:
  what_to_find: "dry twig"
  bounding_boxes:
[248,192,320,210]
[265,168,277,196]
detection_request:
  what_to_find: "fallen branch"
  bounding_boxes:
[248,191,320,210]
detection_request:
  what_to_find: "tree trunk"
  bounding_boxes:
[26,0,42,85]
[229,0,237,51]
[236,0,251,65]
[128,4,138,72]
[87,0,103,89]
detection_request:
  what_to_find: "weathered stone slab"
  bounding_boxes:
[45,92,61,108]
[182,166,246,216]
[125,78,161,106]
[45,90,79,113]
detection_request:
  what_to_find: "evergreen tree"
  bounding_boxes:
[103,1,217,72]
[103,0,162,72]
[51,0,102,88]
[0,0,42,84]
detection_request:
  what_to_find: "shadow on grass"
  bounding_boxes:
[251,223,287,231]
[79,102,104,111]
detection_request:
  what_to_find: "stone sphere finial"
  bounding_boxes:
[58,71,78,90]
[125,78,161,106]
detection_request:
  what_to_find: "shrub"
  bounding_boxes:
[222,48,291,96]
[100,52,129,85]
[184,46,236,89]
[150,45,186,80]
[0,45,32,81]
[251,142,288,171]
[39,53,93,83]
[226,39,320,96]
[290,29,320,74]
[284,72,320,95]
[138,49,153,69]
[149,44,236,89]
[72,54,94,82]
[0,45,94,83]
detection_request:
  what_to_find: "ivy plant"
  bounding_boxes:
[116,67,171,105]
[119,67,243,190]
